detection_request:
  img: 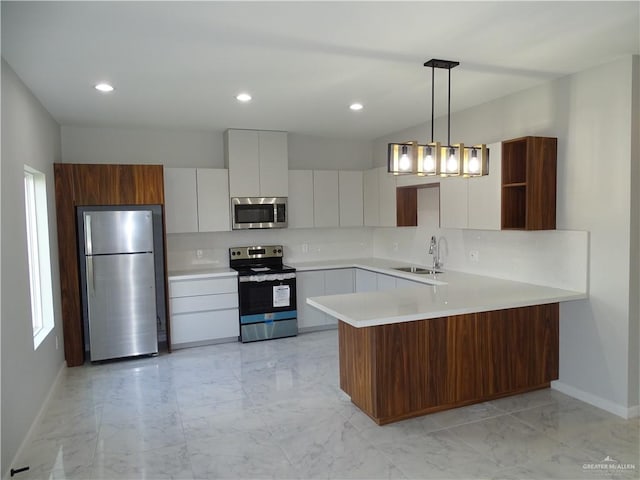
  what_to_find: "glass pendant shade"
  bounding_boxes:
[417,142,440,176]
[438,144,463,176]
[463,144,489,177]
[387,142,419,175]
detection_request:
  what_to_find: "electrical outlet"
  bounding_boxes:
[302,243,309,254]
[196,249,203,259]
[469,250,480,262]
[55,335,59,350]
[392,242,399,252]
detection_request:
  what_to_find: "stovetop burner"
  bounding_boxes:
[228,245,295,276]
[231,264,296,276]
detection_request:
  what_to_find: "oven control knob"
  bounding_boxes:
[277,248,282,253]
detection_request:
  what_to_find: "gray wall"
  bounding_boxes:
[61,127,373,171]
[1,60,65,474]
[374,55,639,415]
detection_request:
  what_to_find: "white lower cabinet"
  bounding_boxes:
[355,269,420,292]
[169,275,239,348]
[376,273,398,291]
[296,271,326,329]
[297,269,354,330]
[395,277,421,289]
[355,269,377,292]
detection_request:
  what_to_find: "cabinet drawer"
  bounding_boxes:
[171,293,238,314]
[169,277,237,298]
[171,309,239,345]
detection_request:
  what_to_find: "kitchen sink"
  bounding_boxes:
[393,266,442,275]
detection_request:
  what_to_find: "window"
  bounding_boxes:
[24,166,54,349]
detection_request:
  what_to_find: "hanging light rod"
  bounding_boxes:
[388,58,489,177]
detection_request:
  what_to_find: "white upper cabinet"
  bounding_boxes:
[164,167,230,234]
[164,168,199,233]
[440,176,469,229]
[467,142,501,230]
[363,166,397,227]
[196,168,231,232]
[258,131,289,197]
[288,170,314,228]
[363,168,379,226]
[313,170,340,228]
[378,167,397,227]
[338,171,364,227]
[439,141,502,230]
[225,129,288,198]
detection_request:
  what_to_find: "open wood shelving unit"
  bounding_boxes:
[501,136,557,230]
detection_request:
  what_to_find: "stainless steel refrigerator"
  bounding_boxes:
[81,209,158,361]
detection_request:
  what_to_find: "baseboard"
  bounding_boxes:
[552,381,640,419]
[298,325,338,334]
[3,361,66,480]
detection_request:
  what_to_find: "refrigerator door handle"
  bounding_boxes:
[85,213,93,255]
[87,256,94,296]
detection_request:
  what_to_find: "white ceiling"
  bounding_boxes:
[2,1,638,140]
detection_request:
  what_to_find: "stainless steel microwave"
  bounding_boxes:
[231,197,288,230]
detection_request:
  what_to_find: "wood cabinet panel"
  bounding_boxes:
[54,163,166,366]
[501,136,556,230]
[72,164,164,205]
[53,164,83,367]
[338,321,376,416]
[447,314,483,402]
[396,187,418,227]
[339,303,559,424]
[480,304,559,395]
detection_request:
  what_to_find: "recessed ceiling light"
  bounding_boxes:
[94,83,114,93]
[236,93,252,102]
[349,103,363,111]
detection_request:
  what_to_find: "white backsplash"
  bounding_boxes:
[168,182,588,293]
[166,227,374,271]
[373,227,588,292]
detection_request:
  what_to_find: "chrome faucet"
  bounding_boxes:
[428,235,441,270]
[428,235,445,270]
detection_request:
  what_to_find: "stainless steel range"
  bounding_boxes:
[229,245,297,342]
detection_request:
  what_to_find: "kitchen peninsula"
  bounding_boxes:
[307,262,586,425]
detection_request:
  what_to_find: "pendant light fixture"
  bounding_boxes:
[387,59,488,177]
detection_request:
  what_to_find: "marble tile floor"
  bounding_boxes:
[12,330,639,480]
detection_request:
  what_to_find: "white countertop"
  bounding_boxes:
[303,258,587,328]
[168,267,237,281]
[290,257,448,285]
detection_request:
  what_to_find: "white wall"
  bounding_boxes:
[1,60,65,474]
[630,55,640,407]
[288,133,372,170]
[61,126,225,167]
[61,127,373,171]
[373,55,638,417]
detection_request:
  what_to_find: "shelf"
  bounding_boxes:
[501,184,526,230]
[500,136,557,230]
[502,138,527,185]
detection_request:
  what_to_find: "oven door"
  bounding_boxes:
[238,274,297,323]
